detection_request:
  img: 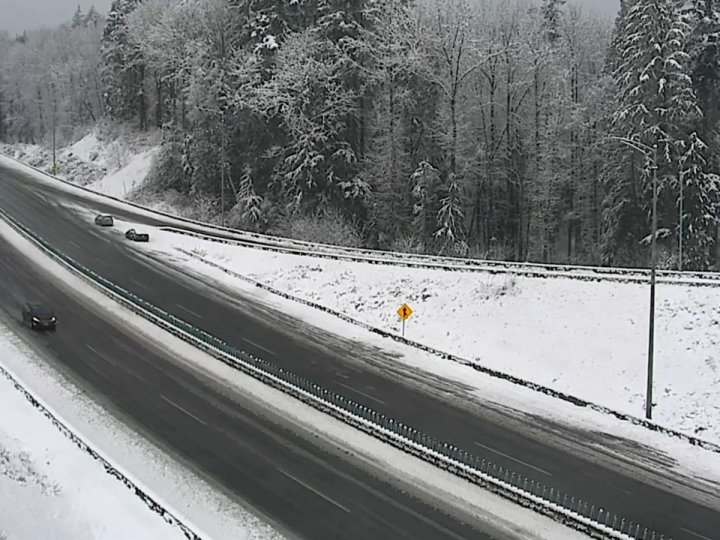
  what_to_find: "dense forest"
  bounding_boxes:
[1,0,719,270]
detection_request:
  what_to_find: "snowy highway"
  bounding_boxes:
[0,197,498,539]
[1,159,720,540]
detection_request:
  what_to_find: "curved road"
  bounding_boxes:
[1,160,720,540]
[0,229,503,539]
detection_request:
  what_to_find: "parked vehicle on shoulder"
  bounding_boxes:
[125,228,149,242]
[94,214,114,227]
[22,303,57,330]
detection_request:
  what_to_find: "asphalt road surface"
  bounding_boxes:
[1,160,720,540]
[0,219,507,540]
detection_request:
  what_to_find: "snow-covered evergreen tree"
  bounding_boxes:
[71,6,85,29]
[603,0,713,267]
[435,172,466,255]
[678,131,720,268]
[100,0,146,127]
[541,0,567,44]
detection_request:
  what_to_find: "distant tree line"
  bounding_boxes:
[1,0,719,270]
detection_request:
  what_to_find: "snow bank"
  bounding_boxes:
[0,327,187,540]
[86,148,159,198]
[65,132,104,164]
[1,128,158,198]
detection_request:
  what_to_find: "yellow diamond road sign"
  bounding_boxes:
[397,303,413,321]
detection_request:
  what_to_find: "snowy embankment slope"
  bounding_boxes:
[0,130,158,198]
[0,327,187,540]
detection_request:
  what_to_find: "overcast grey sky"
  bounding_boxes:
[0,0,619,35]
[0,0,113,34]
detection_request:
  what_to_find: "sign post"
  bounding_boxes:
[396,303,413,337]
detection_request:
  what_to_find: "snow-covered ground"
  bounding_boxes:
[0,212,588,540]
[0,327,188,540]
[0,130,158,197]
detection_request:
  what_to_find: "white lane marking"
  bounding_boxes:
[161,395,207,426]
[473,440,552,477]
[69,240,81,249]
[86,344,106,359]
[177,303,202,319]
[86,344,142,381]
[242,337,275,356]
[337,382,387,406]
[606,481,633,496]
[277,468,351,514]
[131,278,148,290]
[681,528,714,540]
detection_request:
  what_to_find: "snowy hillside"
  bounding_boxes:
[0,130,159,199]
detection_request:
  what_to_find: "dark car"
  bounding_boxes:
[125,228,149,242]
[94,214,114,227]
[22,303,57,330]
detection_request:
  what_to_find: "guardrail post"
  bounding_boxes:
[634,524,641,538]
[612,515,618,530]
[620,519,626,533]
[523,477,528,491]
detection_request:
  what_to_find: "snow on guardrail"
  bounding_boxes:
[165,226,720,287]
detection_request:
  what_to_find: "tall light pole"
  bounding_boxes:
[647,143,658,420]
[51,78,58,175]
[609,136,658,420]
[678,170,683,271]
[220,108,225,228]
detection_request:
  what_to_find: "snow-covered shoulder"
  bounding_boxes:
[0,326,187,540]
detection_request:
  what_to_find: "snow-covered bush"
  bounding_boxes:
[283,208,364,248]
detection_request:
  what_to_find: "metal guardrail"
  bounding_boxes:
[2,151,719,286]
[0,205,673,540]
[165,227,720,287]
[0,357,202,540]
